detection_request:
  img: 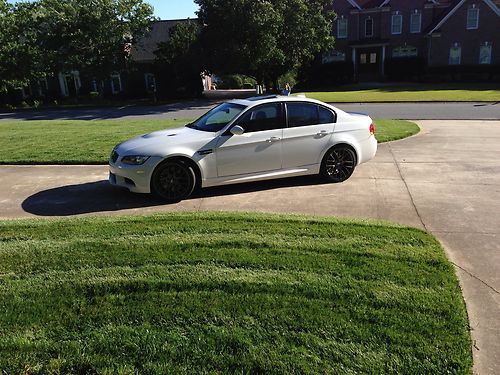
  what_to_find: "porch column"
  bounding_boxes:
[381,45,386,77]
[352,47,357,81]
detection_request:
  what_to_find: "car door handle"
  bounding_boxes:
[317,130,329,136]
[266,137,281,143]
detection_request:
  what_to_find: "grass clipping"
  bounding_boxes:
[0,212,471,373]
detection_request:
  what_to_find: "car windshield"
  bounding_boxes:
[187,103,246,132]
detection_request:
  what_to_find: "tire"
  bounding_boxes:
[320,145,357,183]
[151,160,196,202]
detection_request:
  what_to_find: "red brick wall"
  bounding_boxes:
[429,0,500,66]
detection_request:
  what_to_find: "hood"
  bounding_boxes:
[115,126,215,156]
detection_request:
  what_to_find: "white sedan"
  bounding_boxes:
[109,95,377,202]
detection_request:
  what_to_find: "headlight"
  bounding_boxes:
[121,155,150,165]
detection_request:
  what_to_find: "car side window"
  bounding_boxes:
[319,106,336,124]
[287,103,336,127]
[287,103,320,128]
[237,103,285,133]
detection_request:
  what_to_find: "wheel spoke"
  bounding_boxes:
[155,163,191,200]
[323,147,356,182]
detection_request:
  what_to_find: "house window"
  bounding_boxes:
[392,12,403,34]
[337,17,348,39]
[449,43,461,65]
[360,53,367,64]
[365,18,373,37]
[370,53,377,63]
[410,11,421,33]
[323,50,346,63]
[393,46,418,58]
[110,73,122,95]
[479,42,492,64]
[467,5,479,29]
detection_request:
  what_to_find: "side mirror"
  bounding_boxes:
[230,125,245,136]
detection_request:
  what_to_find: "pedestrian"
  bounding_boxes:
[282,82,291,96]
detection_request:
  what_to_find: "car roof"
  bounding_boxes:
[230,95,330,108]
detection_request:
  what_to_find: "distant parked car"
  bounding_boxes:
[109,95,377,202]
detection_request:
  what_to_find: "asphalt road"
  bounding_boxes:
[1,120,499,374]
[0,101,499,121]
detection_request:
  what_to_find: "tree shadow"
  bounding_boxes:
[22,176,327,217]
[0,99,218,121]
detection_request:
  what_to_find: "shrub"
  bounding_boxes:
[385,57,425,81]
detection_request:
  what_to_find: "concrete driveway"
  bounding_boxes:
[1,120,499,374]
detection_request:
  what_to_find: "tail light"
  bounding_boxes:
[369,123,375,135]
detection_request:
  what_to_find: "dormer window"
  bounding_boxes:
[392,11,403,34]
[365,17,373,37]
[337,16,348,39]
[410,10,421,33]
[467,5,479,29]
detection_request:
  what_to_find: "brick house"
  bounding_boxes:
[326,0,500,81]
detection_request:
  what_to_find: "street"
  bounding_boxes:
[1,101,499,121]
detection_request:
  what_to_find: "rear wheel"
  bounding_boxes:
[321,146,357,183]
[151,160,196,202]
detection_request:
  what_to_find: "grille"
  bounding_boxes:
[110,150,119,163]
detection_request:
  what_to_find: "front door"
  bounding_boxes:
[358,48,380,81]
[215,103,284,177]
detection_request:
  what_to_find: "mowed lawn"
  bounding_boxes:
[303,83,500,102]
[0,212,471,373]
[0,118,418,164]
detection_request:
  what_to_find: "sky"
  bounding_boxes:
[148,0,199,20]
[6,0,200,20]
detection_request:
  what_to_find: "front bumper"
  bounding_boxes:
[109,156,163,194]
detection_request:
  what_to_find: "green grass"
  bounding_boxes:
[0,212,471,373]
[374,119,420,142]
[302,83,500,102]
[0,118,418,164]
[0,119,190,164]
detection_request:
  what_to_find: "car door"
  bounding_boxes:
[215,102,284,177]
[282,103,336,169]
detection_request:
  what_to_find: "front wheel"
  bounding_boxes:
[320,146,357,183]
[151,160,196,202]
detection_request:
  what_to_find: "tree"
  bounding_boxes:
[35,0,155,83]
[154,20,204,97]
[0,0,46,92]
[194,0,335,90]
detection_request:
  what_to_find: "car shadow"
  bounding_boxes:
[21,176,327,217]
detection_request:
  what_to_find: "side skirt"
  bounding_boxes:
[201,165,320,188]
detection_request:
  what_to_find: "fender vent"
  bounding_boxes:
[198,149,213,156]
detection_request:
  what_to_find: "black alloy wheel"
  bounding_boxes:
[321,146,357,183]
[151,160,196,202]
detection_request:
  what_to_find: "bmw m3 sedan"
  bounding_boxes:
[109,95,377,202]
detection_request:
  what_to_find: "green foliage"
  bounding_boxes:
[0,212,472,373]
[0,1,46,91]
[155,20,199,65]
[216,74,256,89]
[36,0,155,80]
[195,0,335,88]
[154,20,204,97]
[0,0,155,92]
